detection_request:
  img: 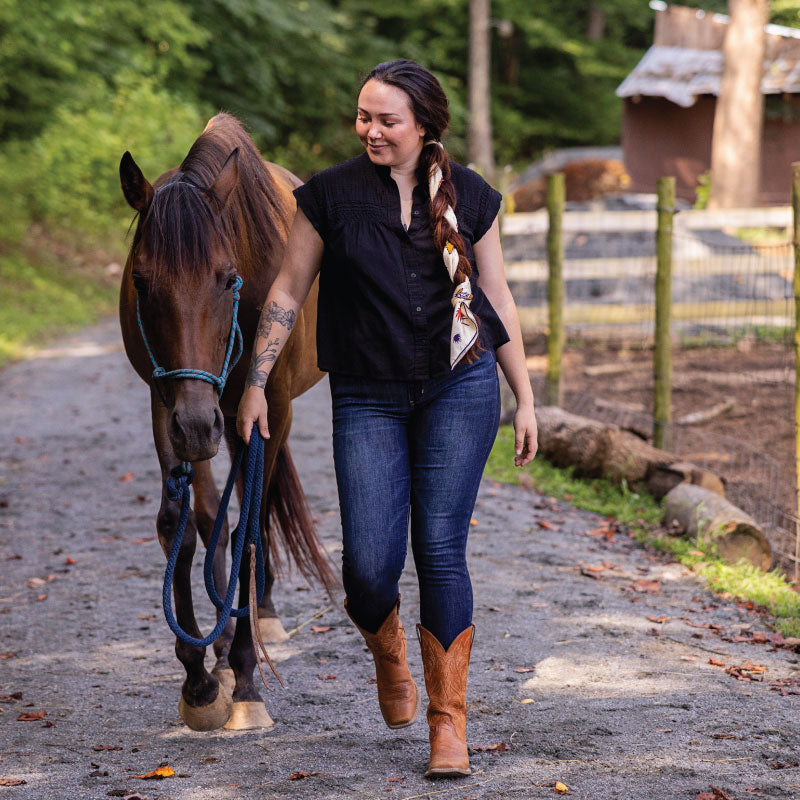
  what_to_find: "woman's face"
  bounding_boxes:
[356,79,426,170]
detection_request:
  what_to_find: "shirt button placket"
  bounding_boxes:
[404,245,428,380]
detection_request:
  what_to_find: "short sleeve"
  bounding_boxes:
[292,173,328,241]
[472,181,502,243]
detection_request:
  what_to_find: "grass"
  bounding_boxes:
[0,243,119,368]
[486,425,800,637]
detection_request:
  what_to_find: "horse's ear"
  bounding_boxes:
[120,151,154,212]
[209,148,239,208]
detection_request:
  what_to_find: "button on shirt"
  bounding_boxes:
[292,152,510,380]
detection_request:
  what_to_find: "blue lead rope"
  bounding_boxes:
[162,431,266,647]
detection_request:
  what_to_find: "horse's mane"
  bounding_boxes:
[134,113,291,287]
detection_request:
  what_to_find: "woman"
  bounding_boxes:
[237,59,537,778]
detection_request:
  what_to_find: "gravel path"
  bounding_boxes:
[2,319,800,799]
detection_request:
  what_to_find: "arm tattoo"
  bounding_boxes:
[246,301,297,388]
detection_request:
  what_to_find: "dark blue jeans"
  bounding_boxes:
[329,347,501,648]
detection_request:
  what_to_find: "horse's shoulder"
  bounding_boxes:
[263,161,303,191]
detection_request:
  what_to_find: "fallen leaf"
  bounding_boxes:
[470,742,509,752]
[27,577,46,589]
[751,632,769,643]
[387,776,405,782]
[519,698,534,704]
[580,568,602,579]
[133,537,154,545]
[119,472,135,482]
[138,615,157,621]
[470,518,479,526]
[514,667,535,673]
[708,658,726,667]
[14,436,26,443]
[646,615,669,624]
[555,781,569,793]
[36,594,47,601]
[289,771,317,780]
[584,564,606,572]
[93,744,123,751]
[64,557,77,566]
[685,620,710,629]
[17,710,46,721]
[631,579,661,593]
[318,674,337,680]
[767,759,800,770]
[134,766,174,780]
[0,692,22,701]
[0,652,16,660]
[0,779,26,786]
[310,625,333,633]
[537,521,557,530]
[42,720,55,728]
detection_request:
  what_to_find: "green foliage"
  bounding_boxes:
[0,247,118,367]
[0,0,208,141]
[693,169,711,210]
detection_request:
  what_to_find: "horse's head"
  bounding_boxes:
[120,149,241,462]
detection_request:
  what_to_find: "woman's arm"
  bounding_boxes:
[472,217,538,467]
[236,208,324,443]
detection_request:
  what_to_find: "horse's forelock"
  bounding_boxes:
[134,182,230,290]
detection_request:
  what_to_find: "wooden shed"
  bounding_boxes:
[617,1,800,204]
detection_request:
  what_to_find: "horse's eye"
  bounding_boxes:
[225,274,238,291]
[132,273,147,293]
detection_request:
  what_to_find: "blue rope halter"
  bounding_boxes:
[135,274,244,400]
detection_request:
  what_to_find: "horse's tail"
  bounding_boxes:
[265,442,339,598]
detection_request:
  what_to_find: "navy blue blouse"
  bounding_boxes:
[292,151,509,380]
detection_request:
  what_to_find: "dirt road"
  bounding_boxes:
[1,319,800,799]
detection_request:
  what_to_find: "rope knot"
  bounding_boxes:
[166,462,194,500]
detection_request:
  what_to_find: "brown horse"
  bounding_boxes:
[118,113,336,732]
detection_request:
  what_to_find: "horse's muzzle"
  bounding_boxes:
[169,402,224,462]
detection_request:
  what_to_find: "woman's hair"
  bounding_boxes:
[362,59,483,363]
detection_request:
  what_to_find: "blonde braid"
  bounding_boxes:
[425,141,480,368]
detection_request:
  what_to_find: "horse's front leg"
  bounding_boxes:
[192,459,236,691]
[152,393,232,731]
[223,543,276,730]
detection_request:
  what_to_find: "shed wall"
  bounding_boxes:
[623,95,800,204]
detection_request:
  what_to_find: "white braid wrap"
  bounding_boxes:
[427,143,478,368]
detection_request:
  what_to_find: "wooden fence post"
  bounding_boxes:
[791,162,800,584]
[653,176,675,450]
[546,173,565,407]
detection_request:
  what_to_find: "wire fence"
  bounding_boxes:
[504,197,799,578]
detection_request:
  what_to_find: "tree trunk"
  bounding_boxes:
[588,4,606,41]
[468,0,495,183]
[708,0,769,209]
[664,483,772,570]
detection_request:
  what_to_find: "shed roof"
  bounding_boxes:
[616,45,800,107]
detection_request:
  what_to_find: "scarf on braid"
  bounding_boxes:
[426,141,479,368]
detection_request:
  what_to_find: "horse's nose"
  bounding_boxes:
[169,404,224,461]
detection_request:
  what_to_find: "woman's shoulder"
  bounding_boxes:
[448,160,491,194]
[306,152,372,188]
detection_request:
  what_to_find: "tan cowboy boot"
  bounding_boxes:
[345,595,420,729]
[417,623,474,778]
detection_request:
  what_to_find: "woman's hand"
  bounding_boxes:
[513,402,538,467]
[236,385,270,444]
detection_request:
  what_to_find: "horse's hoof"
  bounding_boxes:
[223,701,275,731]
[212,667,235,693]
[258,617,290,643]
[178,689,233,732]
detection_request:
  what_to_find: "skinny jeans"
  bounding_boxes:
[329,347,501,648]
